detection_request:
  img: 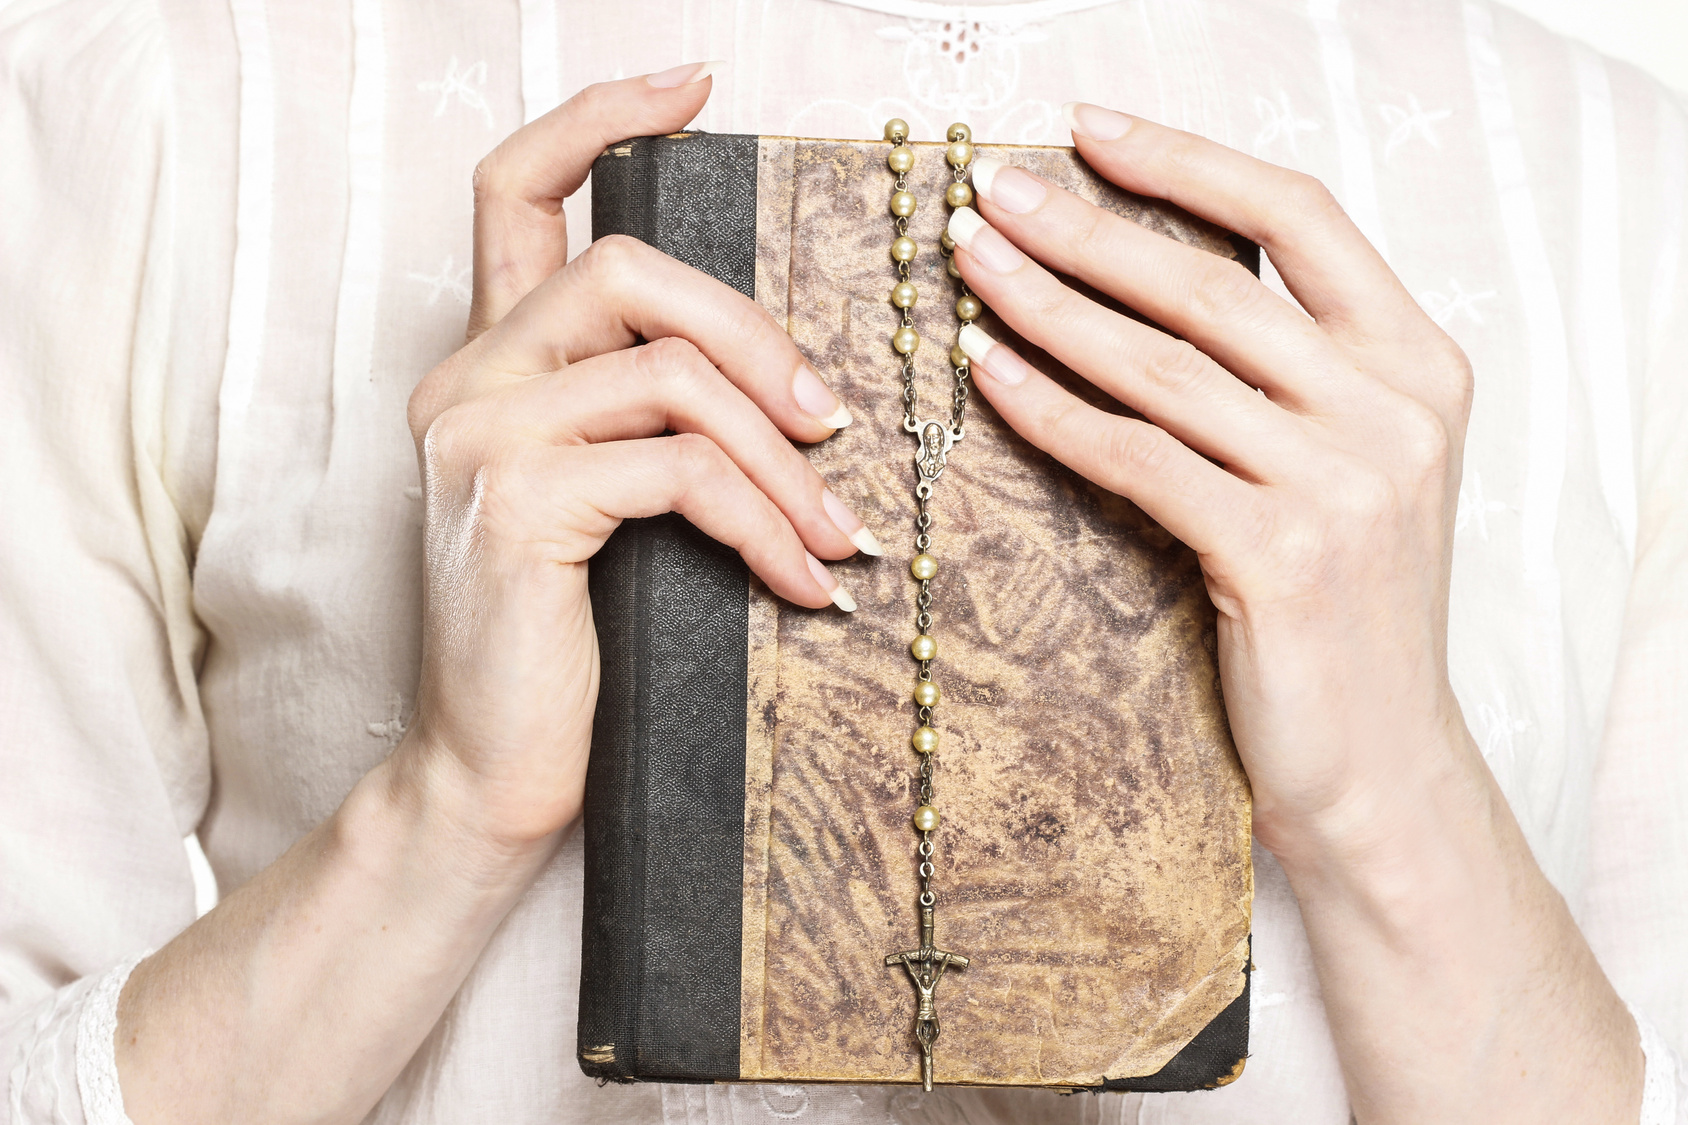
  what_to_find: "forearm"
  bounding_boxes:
[115,741,558,1125]
[1276,716,1642,1124]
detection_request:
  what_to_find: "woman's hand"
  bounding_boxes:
[116,69,882,1125]
[396,67,877,854]
[949,103,1640,1124]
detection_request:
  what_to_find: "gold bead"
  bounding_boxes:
[913,805,941,832]
[888,145,914,174]
[940,230,955,253]
[911,634,937,661]
[910,553,938,580]
[946,181,974,208]
[891,235,918,263]
[955,295,982,321]
[947,122,972,143]
[914,680,941,708]
[911,726,939,754]
[884,118,910,143]
[950,343,970,368]
[946,141,974,168]
[890,190,917,218]
[891,281,919,309]
[893,326,921,355]
[947,257,962,279]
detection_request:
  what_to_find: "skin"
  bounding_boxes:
[112,71,1642,1124]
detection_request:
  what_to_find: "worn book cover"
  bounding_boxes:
[579,132,1255,1092]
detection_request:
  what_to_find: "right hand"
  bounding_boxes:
[397,66,879,855]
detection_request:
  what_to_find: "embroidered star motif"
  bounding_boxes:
[366,693,411,745]
[1378,94,1452,162]
[1419,278,1497,327]
[419,56,494,129]
[1475,687,1530,769]
[1455,470,1511,541]
[406,254,471,306]
[1252,91,1320,157]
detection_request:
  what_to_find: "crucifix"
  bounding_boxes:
[885,903,969,1091]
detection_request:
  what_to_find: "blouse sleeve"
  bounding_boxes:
[0,4,210,1122]
[1582,86,1688,1125]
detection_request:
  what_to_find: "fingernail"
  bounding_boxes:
[946,207,1022,274]
[807,552,857,612]
[971,157,1046,214]
[822,489,884,556]
[959,324,1030,387]
[646,60,725,88]
[1062,101,1133,141]
[793,363,852,429]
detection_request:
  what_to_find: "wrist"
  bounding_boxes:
[346,734,561,901]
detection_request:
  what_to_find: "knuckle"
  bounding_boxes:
[420,401,481,472]
[471,148,510,208]
[1394,396,1454,479]
[1101,420,1174,479]
[576,232,647,290]
[1264,173,1345,243]
[1324,459,1398,524]
[636,336,712,393]
[664,430,725,478]
[1139,340,1213,399]
[1186,259,1265,326]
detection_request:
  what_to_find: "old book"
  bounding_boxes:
[579,132,1255,1092]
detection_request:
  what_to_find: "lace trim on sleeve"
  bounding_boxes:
[74,952,149,1125]
[1632,1004,1687,1125]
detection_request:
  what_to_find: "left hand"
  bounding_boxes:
[950,103,1474,860]
[950,103,1643,1125]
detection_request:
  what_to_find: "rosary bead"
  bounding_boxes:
[910,553,939,580]
[893,326,921,355]
[950,343,970,368]
[913,805,941,832]
[955,295,982,321]
[914,680,941,708]
[911,726,940,754]
[947,257,962,279]
[940,230,955,253]
[911,634,937,662]
[946,122,972,143]
[890,190,918,218]
[884,118,910,143]
[945,181,975,208]
[888,145,915,173]
[891,281,919,309]
[891,235,918,262]
[946,141,974,168]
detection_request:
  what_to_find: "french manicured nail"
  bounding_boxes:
[946,207,1022,274]
[807,552,857,612]
[822,490,884,556]
[1062,101,1133,141]
[793,363,852,429]
[646,60,725,88]
[958,324,1030,387]
[970,157,1046,214]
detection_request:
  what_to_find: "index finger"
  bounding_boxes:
[468,64,722,339]
[1060,102,1419,341]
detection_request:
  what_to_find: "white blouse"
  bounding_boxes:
[1,0,1685,1122]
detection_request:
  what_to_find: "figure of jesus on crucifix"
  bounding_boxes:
[885,904,970,1091]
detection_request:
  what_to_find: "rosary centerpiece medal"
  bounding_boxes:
[878,118,981,1093]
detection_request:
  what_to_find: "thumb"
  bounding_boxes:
[467,62,722,340]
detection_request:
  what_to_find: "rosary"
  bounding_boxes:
[878,118,980,1093]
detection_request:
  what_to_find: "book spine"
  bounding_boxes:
[578,134,761,1084]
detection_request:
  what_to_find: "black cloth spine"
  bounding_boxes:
[578,132,760,1083]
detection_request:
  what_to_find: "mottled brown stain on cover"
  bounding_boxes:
[740,138,1252,1087]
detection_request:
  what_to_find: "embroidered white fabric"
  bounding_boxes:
[3,0,1686,1123]
[72,957,145,1125]
[1634,1005,1688,1125]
